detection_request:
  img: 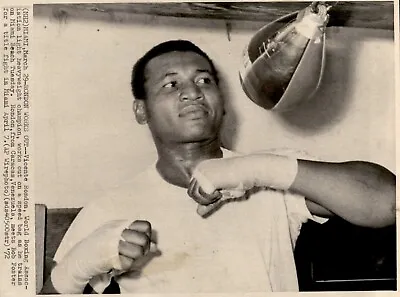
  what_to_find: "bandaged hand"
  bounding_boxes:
[189,153,298,207]
[51,219,153,294]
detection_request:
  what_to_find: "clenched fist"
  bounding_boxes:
[51,219,156,293]
[118,220,154,270]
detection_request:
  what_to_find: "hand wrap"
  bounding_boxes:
[193,153,298,193]
[192,153,298,216]
[51,219,132,293]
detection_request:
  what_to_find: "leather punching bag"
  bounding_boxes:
[239,2,331,112]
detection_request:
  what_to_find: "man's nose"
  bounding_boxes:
[179,83,203,101]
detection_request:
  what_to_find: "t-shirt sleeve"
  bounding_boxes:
[284,191,328,248]
[254,147,329,247]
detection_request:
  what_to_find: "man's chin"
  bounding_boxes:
[175,120,222,143]
[180,130,219,144]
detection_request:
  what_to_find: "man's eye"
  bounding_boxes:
[163,81,177,88]
[197,77,212,85]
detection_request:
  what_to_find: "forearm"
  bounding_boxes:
[40,259,97,294]
[190,154,396,225]
[290,160,395,228]
[40,273,94,294]
[40,261,86,295]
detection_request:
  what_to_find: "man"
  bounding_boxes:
[42,40,395,294]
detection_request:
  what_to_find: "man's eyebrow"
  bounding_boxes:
[196,69,212,74]
[162,69,211,78]
[151,71,177,82]
[164,71,178,77]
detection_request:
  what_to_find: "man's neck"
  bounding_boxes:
[155,137,223,189]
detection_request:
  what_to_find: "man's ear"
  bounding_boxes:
[133,100,148,125]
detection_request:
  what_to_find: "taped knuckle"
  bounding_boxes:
[196,189,220,205]
[187,181,196,197]
[199,188,221,202]
[121,228,132,241]
[132,220,152,233]
[195,196,211,205]
[190,190,208,205]
[118,254,134,270]
[135,244,145,257]
[119,240,144,259]
[122,230,150,247]
[118,240,129,256]
[136,231,151,248]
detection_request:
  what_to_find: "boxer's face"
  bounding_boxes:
[135,51,224,145]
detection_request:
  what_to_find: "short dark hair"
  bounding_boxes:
[131,40,219,100]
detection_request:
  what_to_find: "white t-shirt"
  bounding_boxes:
[54,149,324,293]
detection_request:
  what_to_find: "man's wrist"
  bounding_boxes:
[256,154,298,190]
[51,259,89,294]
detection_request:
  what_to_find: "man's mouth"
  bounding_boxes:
[179,105,208,119]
